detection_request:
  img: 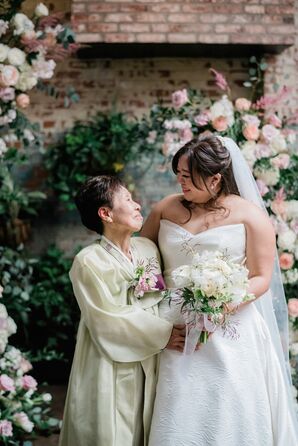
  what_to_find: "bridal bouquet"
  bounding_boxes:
[168,250,254,347]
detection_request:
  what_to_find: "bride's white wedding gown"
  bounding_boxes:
[149,220,298,446]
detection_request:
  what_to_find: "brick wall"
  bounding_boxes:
[71,0,295,45]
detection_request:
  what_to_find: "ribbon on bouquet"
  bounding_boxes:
[183,312,217,355]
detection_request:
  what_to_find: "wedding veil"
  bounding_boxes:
[219,136,298,426]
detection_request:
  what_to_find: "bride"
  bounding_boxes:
[141,135,298,445]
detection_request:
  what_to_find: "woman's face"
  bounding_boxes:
[176,154,214,204]
[109,186,143,232]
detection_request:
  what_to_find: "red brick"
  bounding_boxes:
[242,24,266,34]
[120,4,148,12]
[120,23,150,32]
[244,5,265,14]
[87,3,117,13]
[265,5,294,14]
[72,4,86,13]
[43,121,55,128]
[168,14,198,23]
[266,25,295,34]
[213,5,243,14]
[136,33,167,43]
[181,5,213,13]
[88,23,118,32]
[215,24,243,33]
[104,33,135,42]
[76,33,103,43]
[200,14,229,23]
[136,13,166,22]
[105,13,134,22]
[198,34,230,44]
[151,5,181,13]
[168,33,197,43]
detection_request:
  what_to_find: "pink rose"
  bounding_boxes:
[12,412,34,433]
[0,420,13,437]
[235,98,251,112]
[0,87,15,102]
[21,375,37,391]
[271,154,290,170]
[16,93,30,109]
[172,89,188,109]
[194,112,209,127]
[288,298,298,318]
[0,65,19,87]
[243,124,260,141]
[211,116,228,132]
[0,374,15,392]
[266,114,282,128]
[256,179,269,197]
[179,127,193,142]
[279,252,294,270]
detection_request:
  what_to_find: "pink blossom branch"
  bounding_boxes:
[209,68,230,93]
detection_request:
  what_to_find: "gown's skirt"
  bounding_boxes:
[149,301,297,446]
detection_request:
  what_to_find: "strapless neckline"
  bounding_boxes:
[160,219,245,238]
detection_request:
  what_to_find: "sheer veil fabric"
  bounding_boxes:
[219,136,298,430]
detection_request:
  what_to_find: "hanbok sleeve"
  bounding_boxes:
[70,258,173,363]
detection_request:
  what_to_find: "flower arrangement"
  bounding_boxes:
[142,62,298,308]
[0,284,59,445]
[167,250,253,348]
[130,258,165,299]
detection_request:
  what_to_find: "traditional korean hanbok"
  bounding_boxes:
[59,236,172,446]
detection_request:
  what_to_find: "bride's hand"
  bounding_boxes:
[166,324,186,352]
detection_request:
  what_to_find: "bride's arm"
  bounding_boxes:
[242,204,276,305]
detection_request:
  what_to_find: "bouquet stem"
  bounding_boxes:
[199,331,209,344]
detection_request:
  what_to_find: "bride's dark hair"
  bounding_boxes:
[172,135,240,218]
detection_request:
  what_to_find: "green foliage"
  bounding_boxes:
[45,111,155,209]
[0,244,79,363]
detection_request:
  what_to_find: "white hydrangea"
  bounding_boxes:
[240,140,257,168]
[23,129,35,142]
[16,64,38,91]
[253,165,280,186]
[209,95,234,127]
[284,201,298,220]
[0,43,10,62]
[12,13,34,36]
[282,268,298,284]
[270,135,287,153]
[35,3,49,17]
[7,48,26,66]
[277,229,297,252]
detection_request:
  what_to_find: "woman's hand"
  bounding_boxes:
[166,324,186,352]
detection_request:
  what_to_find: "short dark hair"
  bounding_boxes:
[74,175,123,234]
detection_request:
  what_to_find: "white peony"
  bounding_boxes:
[12,13,34,36]
[253,165,280,186]
[16,65,38,91]
[277,229,296,252]
[172,265,192,287]
[35,3,49,17]
[0,44,9,62]
[7,48,26,66]
[209,95,234,127]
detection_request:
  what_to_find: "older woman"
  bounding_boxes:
[59,175,185,446]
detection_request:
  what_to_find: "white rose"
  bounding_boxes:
[35,3,49,17]
[42,393,52,402]
[253,166,280,186]
[12,13,34,36]
[0,333,8,354]
[23,129,35,142]
[7,317,17,336]
[0,303,8,318]
[282,269,298,285]
[290,342,298,356]
[7,48,26,66]
[277,229,296,252]
[210,95,234,127]
[0,43,9,62]
[32,57,56,79]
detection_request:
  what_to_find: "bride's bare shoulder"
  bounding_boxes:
[152,194,183,214]
[226,194,272,228]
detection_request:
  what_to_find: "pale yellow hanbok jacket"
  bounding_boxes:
[59,236,173,446]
